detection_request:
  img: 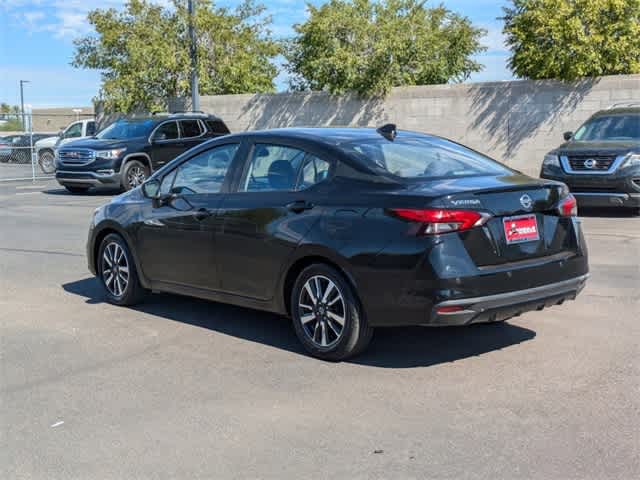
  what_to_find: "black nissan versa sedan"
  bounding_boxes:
[87,126,589,360]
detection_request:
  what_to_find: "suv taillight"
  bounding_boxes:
[558,194,578,217]
[390,209,490,234]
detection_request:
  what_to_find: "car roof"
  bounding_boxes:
[593,106,640,117]
[112,113,224,124]
[226,127,433,146]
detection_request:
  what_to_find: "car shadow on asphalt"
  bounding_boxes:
[63,277,537,369]
[42,187,122,196]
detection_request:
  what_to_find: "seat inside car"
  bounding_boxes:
[268,160,295,190]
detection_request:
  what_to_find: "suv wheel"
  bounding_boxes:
[97,233,146,306]
[291,264,373,361]
[65,185,90,194]
[122,160,149,191]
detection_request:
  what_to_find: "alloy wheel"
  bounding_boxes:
[298,275,346,348]
[127,165,146,188]
[39,151,55,173]
[101,242,129,297]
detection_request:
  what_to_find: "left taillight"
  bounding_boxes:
[390,208,490,235]
[558,194,577,217]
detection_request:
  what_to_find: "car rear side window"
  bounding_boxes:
[298,155,330,190]
[169,143,239,194]
[340,135,512,179]
[242,144,307,192]
[180,120,203,138]
[86,121,96,136]
[205,119,230,135]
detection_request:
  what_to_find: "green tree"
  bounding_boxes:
[503,0,640,80]
[73,0,279,112]
[284,0,486,96]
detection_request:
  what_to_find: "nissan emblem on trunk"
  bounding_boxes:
[520,194,533,210]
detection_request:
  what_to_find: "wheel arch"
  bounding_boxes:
[91,222,150,288]
[280,251,360,317]
[38,147,54,157]
[121,153,152,172]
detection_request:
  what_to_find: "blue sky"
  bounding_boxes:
[0,0,512,108]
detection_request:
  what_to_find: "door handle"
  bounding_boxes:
[287,200,314,213]
[193,208,213,221]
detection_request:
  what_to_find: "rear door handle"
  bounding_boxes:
[193,208,213,221]
[287,200,314,213]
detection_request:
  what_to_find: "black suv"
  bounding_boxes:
[55,113,230,193]
[540,103,640,213]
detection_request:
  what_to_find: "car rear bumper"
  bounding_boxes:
[427,274,589,326]
[573,192,640,208]
[56,170,122,187]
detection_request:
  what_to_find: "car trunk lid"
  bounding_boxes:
[415,175,576,266]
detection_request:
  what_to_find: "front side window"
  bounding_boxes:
[338,135,512,179]
[168,143,239,195]
[64,122,83,138]
[242,144,307,192]
[179,120,202,138]
[153,121,179,141]
[574,114,640,141]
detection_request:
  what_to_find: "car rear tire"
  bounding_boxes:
[65,185,90,194]
[122,160,149,191]
[38,149,56,173]
[291,264,373,361]
[97,233,146,306]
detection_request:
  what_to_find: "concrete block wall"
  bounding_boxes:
[170,74,640,176]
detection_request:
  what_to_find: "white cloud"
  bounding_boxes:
[2,0,165,40]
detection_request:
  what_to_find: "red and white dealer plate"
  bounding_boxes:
[503,214,540,244]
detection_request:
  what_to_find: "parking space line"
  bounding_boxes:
[15,185,45,190]
[16,191,42,196]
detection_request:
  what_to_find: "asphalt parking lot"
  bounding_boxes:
[1,179,638,479]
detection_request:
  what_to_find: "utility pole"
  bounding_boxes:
[188,0,200,112]
[19,79,30,131]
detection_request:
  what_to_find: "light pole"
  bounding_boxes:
[188,0,200,112]
[19,79,30,130]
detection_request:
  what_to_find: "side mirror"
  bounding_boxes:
[142,178,161,199]
[563,131,573,141]
[57,129,65,137]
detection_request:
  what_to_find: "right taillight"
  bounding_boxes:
[559,194,577,217]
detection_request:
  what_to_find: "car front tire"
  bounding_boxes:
[38,150,56,173]
[291,264,373,361]
[122,160,150,191]
[97,233,146,306]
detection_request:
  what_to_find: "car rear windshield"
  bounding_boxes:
[96,120,155,140]
[574,114,640,141]
[338,135,512,179]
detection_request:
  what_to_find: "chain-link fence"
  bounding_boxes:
[0,112,95,182]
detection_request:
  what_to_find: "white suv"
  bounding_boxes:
[35,119,96,173]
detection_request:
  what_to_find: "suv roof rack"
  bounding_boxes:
[607,102,640,110]
[168,110,209,117]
